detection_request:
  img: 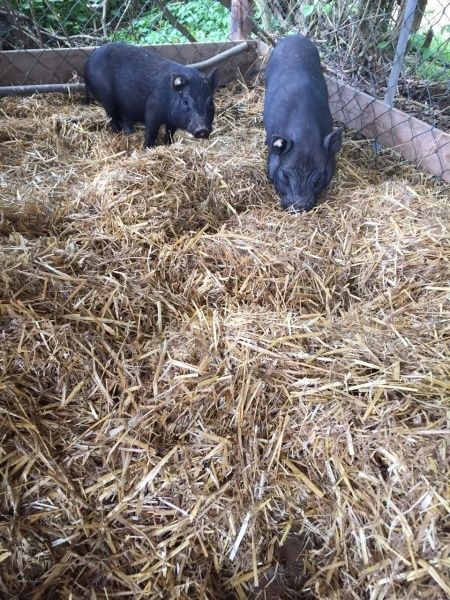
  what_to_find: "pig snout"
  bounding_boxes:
[193,128,210,139]
[281,195,316,213]
[189,113,212,138]
[274,167,317,213]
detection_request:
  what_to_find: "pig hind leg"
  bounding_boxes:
[84,84,92,105]
[95,92,124,133]
[120,119,133,135]
[106,106,124,133]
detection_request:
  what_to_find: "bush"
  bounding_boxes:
[408,26,450,82]
[12,0,95,35]
[115,0,230,45]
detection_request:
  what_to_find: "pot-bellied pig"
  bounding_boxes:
[263,34,342,212]
[84,42,218,147]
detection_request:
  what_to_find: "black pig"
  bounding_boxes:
[84,42,218,147]
[263,34,342,212]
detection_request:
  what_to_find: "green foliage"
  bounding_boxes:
[408,27,450,82]
[299,1,336,19]
[252,4,281,31]
[9,0,450,86]
[301,4,315,17]
[377,40,392,50]
[115,0,230,45]
[11,0,94,35]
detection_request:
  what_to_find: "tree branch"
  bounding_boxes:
[152,0,197,43]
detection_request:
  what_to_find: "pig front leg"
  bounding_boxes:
[164,125,177,145]
[144,127,159,148]
[143,119,161,148]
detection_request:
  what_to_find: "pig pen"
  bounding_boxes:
[0,84,449,600]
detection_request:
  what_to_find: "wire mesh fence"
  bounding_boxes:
[0,0,255,90]
[260,0,450,131]
[1,0,449,178]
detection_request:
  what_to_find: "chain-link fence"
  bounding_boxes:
[259,0,449,125]
[260,0,450,181]
[1,0,449,179]
[0,0,262,93]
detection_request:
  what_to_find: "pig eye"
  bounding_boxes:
[279,170,289,184]
[183,99,190,109]
[311,173,324,189]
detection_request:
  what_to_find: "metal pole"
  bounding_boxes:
[384,0,419,107]
[0,83,86,96]
[189,41,249,68]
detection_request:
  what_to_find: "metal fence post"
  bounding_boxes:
[384,0,419,107]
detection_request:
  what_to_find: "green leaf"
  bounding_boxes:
[301,4,315,17]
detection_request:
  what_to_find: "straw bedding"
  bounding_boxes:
[0,83,449,599]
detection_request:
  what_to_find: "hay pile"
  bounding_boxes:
[0,84,449,599]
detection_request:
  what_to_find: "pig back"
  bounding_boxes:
[264,34,332,138]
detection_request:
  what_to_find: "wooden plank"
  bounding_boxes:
[0,48,90,86]
[325,76,450,183]
[0,41,260,87]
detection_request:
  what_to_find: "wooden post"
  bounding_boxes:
[230,0,253,41]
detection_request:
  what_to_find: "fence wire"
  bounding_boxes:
[261,0,450,131]
[0,0,449,179]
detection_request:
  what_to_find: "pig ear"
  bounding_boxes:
[270,134,292,155]
[323,128,343,155]
[208,68,219,90]
[171,73,187,90]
